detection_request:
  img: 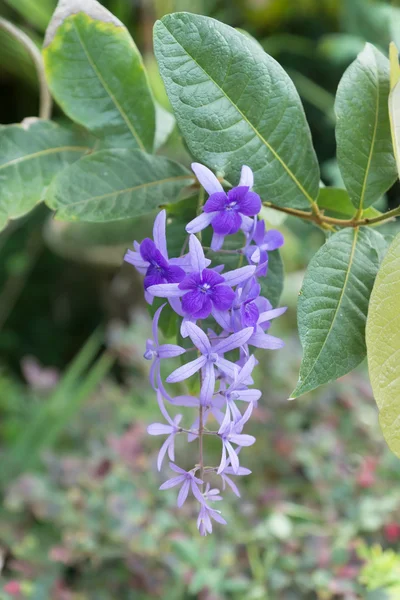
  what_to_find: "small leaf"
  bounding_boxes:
[366,232,400,458]
[46,148,194,222]
[0,119,90,231]
[43,0,155,151]
[154,13,320,210]
[291,228,387,398]
[317,187,382,220]
[335,43,397,209]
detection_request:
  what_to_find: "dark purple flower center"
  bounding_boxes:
[140,238,185,289]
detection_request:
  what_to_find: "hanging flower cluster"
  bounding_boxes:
[124,163,285,535]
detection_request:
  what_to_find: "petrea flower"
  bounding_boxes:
[166,322,253,404]
[232,278,261,332]
[124,210,186,295]
[197,502,227,536]
[217,404,256,474]
[144,304,186,389]
[246,220,284,276]
[187,164,262,250]
[147,235,255,321]
[247,306,288,349]
[214,355,261,421]
[159,463,204,507]
[220,466,252,497]
[129,162,287,535]
[147,390,183,470]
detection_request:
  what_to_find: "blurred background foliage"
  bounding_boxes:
[1,0,400,598]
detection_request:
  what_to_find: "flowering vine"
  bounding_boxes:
[124,163,286,535]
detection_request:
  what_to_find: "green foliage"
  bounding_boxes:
[0,119,90,231]
[43,5,155,151]
[359,544,400,598]
[317,187,382,220]
[154,12,320,210]
[291,228,387,398]
[46,148,194,222]
[335,43,397,209]
[367,232,400,459]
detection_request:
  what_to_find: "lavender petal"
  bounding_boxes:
[189,234,207,273]
[238,165,254,189]
[158,344,186,359]
[147,423,173,436]
[166,355,207,383]
[192,162,224,195]
[147,283,185,298]
[153,209,168,259]
[186,211,217,234]
[223,265,256,287]
[214,327,253,355]
[177,479,191,507]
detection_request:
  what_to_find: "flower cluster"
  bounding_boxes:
[124,163,285,535]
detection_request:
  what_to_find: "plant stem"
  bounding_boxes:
[0,18,52,120]
[199,404,204,488]
[263,202,400,228]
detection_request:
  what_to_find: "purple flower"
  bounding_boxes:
[166,322,253,404]
[197,502,227,536]
[159,463,204,507]
[247,306,287,349]
[147,390,183,471]
[232,278,261,332]
[217,404,256,474]
[124,210,186,293]
[186,164,261,250]
[219,466,252,497]
[246,220,284,276]
[144,303,186,388]
[214,355,261,421]
[147,235,255,321]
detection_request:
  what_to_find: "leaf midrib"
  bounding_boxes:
[359,57,381,210]
[297,228,360,392]
[0,146,89,171]
[158,19,317,208]
[56,174,193,209]
[72,19,146,152]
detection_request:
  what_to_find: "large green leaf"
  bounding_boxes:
[43,0,155,151]
[291,227,387,398]
[44,213,155,266]
[154,13,320,210]
[46,148,194,222]
[0,119,90,231]
[335,44,397,210]
[366,232,400,458]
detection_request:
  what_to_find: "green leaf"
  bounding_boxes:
[43,213,155,266]
[366,232,400,458]
[291,228,387,398]
[154,13,320,210]
[4,0,54,32]
[43,1,155,151]
[46,148,194,222]
[317,187,382,220]
[154,103,175,150]
[0,119,90,232]
[335,43,397,210]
